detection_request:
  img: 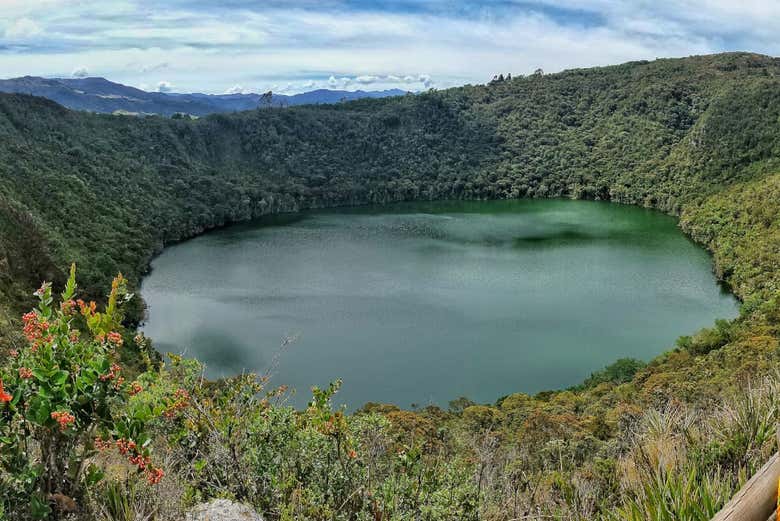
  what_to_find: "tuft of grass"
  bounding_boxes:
[609,467,731,521]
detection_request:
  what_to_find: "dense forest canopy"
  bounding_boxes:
[3,51,780,519]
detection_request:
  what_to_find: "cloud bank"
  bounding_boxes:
[0,0,777,94]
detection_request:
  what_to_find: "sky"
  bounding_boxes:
[1,0,779,95]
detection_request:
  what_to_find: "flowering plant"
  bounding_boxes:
[0,266,162,519]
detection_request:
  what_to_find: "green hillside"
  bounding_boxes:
[2,52,780,519]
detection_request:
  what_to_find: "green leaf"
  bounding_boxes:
[62,263,78,301]
[30,494,51,520]
[31,368,48,382]
[27,396,52,426]
[193,459,207,473]
[84,463,105,486]
[11,387,22,406]
[132,403,153,422]
[52,370,69,387]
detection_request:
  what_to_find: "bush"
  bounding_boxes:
[676,319,735,356]
[0,266,164,519]
[580,358,647,389]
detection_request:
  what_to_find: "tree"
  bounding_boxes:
[259,91,273,110]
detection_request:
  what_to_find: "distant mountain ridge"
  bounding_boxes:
[0,76,409,116]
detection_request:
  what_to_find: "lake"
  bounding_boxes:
[141,199,738,409]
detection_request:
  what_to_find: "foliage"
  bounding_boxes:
[156,365,479,520]
[610,468,731,521]
[578,358,647,390]
[0,266,165,519]
[681,172,780,302]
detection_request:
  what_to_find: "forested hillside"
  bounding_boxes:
[2,53,779,312]
[3,52,780,519]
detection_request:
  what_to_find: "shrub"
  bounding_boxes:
[580,358,647,389]
[0,266,163,519]
[676,319,736,356]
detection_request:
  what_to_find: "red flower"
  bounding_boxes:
[116,438,130,455]
[18,367,32,379]
[51,411,76,431]
[129,454,148,469]
[21,310,53,348]
[116,438,137,455]
[129,381,143,396]
[115,437,163,484]
[0,379,11,403]
[147,467,164,485]
[22,311,41,342]
[106,331,123,346]
[78,300,96,316]
[60,299,76,314]
[99,363,122,382]
[95,437,113,451]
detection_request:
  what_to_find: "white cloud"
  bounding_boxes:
[71,66,90,78]
[224,84,246,94]
[355,75,379,84]
[1,1,778,93]
[337,73,434,90]
[156,81,173,93]
[326,76,353,89]
[4,17,42,38]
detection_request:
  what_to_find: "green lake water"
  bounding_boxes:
[141,199,738,408]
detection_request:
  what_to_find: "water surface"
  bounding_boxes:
[141,200,738,408]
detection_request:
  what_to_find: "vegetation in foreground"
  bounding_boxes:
[2,52,780,518]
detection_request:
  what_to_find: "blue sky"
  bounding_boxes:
[1,0,778,94]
